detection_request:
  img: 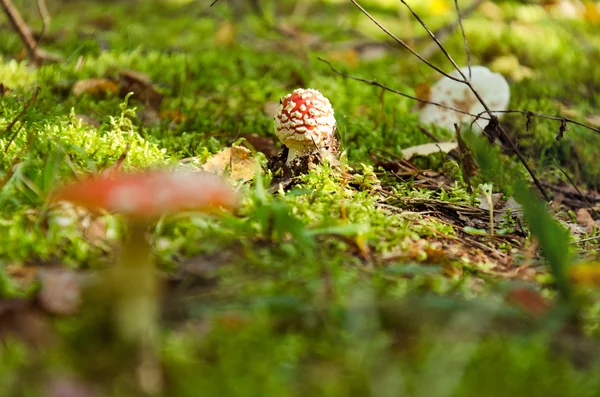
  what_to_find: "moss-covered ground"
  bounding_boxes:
[2,0,600,395]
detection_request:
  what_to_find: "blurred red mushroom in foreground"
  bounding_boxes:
[52,170,238,218]
[50,169,239,393]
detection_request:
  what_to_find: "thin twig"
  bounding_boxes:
[210,0,221,6]
[33,0,50,52]
[0,0,61,64]
[454,0,472,81]
[482,109,600,135]
[554,160,599,219]
[350,0,550,201]
[349,0,464,83]
[318,58,485,120]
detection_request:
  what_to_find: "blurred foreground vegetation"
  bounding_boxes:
[2,0,600,395]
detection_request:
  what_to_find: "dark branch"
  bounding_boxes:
[318,57,485,120]
[454,0,472,80]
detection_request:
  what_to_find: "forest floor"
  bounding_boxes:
[2,0,600,396]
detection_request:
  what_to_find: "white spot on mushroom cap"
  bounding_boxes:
[418,66,510,131]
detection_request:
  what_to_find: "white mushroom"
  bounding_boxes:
[418,66,510,131]
[274,88,336,164]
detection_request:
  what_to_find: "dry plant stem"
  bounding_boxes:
[454,0,472,80]
[34,0,50,51]
[0,0,61,64]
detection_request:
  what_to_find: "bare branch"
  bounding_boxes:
[348,0,551,201]
[318,57,486,120]
[454,0,472,81]
[481,109,600,135]
[0,0,62,65]
[349,0,464,83]
[34,0,50,51]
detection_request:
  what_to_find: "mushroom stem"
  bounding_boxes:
[111,219,158,344]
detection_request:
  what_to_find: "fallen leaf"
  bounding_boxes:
[202,145,258,183]
[38,269,82,315]
[576,208,598,233]
[72,78,118,97]
[570,263,600,286]
[118,70,163,111]
[240,133,278,157]
[401,142,458,160]
[506,288,551,318]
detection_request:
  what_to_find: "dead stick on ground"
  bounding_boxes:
[0,0,61,64]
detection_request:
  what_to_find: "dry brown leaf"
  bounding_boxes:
[240,133,278,157]
[576,208,598,233]
[506,288,551,318]
[202,145,258,183]
[119,70,163,111]
[401,142,458,160]
[72,78,119,97]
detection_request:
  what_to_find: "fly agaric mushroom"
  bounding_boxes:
[419,66,510,131]
[274,88,336,164]
[52,170,238,218]
[50,170,238,371]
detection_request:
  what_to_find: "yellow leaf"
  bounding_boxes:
[570,263,600,286]
[584,2,600,23]
[202,145,257,183]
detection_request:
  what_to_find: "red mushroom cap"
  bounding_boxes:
[274,88,336,161]
[51,170,238,218]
